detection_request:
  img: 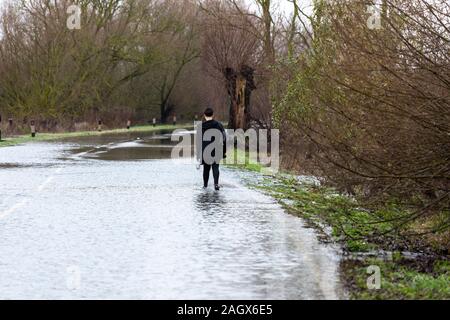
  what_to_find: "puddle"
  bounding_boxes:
[63,129,194,162]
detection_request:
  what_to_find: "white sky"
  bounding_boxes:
[248,0,314,18]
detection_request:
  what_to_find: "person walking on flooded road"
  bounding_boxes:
[199,108,226,191]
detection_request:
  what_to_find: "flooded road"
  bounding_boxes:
[0,130,344,299]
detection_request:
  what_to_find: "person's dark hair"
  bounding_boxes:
[204,108,214,117]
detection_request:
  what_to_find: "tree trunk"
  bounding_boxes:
[160,101,174,124]
[224,65,256,130]
[160,104,166,124]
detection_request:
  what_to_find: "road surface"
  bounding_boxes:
[0,130,343,299]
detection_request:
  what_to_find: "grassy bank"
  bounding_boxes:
[0,124,192,147]
[342,256,450,300]
[226,151,450,300]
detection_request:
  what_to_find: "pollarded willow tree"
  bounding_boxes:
[200,0,283,130]
[200,0,258,130]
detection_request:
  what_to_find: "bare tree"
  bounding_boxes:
[276,0,450,238]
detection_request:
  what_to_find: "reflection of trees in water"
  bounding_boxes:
[94,147,172,161]
[194,191,226,213]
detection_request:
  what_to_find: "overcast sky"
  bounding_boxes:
[248,0,313,17]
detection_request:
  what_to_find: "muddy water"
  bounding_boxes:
[0,130,344,299]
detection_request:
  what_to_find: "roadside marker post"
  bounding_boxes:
[8,118,13,135]
[98,120,103,132]
[30,120,36,138]
[127,120,131,130]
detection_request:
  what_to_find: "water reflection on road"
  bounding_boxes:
[0,130,344,299]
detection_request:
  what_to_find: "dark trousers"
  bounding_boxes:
[203,164,220,187]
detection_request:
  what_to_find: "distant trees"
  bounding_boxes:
[0,0,135,127]
[144,0,200,123]
[0,0,204,129]
[0,0,291,130]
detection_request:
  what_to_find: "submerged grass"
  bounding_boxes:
[0,124,191,147]
[256,176,407,252]
[227,155,450,299]
[224,148,267,173]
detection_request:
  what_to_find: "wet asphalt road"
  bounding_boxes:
[0,131,343,299]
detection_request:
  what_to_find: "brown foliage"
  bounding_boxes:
[277,0,450,233]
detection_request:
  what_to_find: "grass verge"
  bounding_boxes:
[342,257,450,300]
[226,151,450,300]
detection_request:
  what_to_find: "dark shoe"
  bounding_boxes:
[214,185,220,191]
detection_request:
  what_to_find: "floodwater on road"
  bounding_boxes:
[0,130,344,299]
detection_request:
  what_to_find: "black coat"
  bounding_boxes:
[200,120,227,165]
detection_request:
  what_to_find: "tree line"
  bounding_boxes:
[0,0,206,130]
